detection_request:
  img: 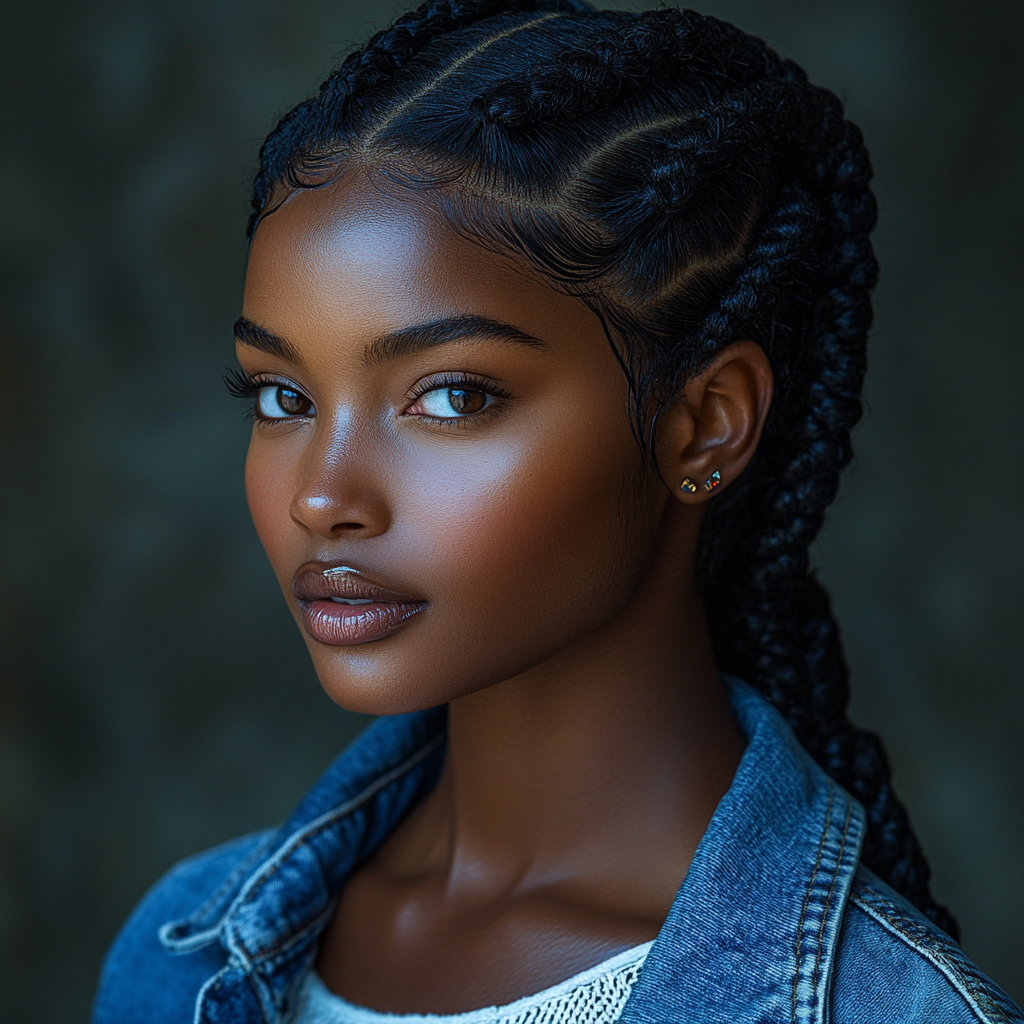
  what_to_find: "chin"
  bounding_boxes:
[309,650,467,717]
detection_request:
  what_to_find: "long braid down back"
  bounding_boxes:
[247,0,957,939]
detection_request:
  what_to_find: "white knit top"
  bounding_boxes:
[287,942,652,1024]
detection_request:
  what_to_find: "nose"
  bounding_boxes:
[289,430,392,540]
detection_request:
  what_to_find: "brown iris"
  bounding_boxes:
[447,388,487,414]
[278,387,311,415]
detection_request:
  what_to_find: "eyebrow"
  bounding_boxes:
[233,314,548,368]
[363,315,548,368]
[234,317,301,363]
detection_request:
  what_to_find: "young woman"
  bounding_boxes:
[93,2,1021,1022]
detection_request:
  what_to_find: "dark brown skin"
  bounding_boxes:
[239,172,773,1013]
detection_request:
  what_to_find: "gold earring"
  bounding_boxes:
[704,470,721,492]
[680,478,698,493]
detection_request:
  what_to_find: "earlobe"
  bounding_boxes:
[659,340,773,503]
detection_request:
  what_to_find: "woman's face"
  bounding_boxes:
[240,175,677,715]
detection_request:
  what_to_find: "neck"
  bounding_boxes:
[414,546,745,919]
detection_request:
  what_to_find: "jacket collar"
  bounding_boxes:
[621,680,865,1024]
[160,707,449,1022]
[162,680,864,1024]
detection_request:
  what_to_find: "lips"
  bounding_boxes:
[292,563,426,646]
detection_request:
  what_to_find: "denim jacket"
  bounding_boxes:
[93,679,1021,1023]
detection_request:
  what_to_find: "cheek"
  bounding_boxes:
[241,396,661,714]
[400,413,656,672]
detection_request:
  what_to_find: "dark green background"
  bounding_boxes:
[1,1,1021,1020]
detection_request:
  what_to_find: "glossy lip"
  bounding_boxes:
[292,562,427,646]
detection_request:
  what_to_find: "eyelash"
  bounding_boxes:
[223,368,310,425]
[224,368,259,422]
[405,372,511,425]
[223,369,510,426]
[224,367,261,402]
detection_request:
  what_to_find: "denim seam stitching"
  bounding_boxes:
[185,830,280,929]
[249,901,337,973]
[193,965,231,1024]
[161,833,284,953]
[809,796,851,1024]
[263,930,321,1013]
[245,965,277,1024]
[792,784,834,1024]
[849,887,1007,1024]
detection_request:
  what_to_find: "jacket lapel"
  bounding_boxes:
[621,680,865,1024]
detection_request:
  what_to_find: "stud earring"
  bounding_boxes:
[680,478,698,493]
[704,470,721,492]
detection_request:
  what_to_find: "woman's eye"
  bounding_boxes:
[417,387,493,418]
[256,385,314,419]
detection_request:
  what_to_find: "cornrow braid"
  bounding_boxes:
[248,0,589,233]
[689,183,819,352]
[246,1,958,939]
[471,8,783,129]
[699,93,956,936]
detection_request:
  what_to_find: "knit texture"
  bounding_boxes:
[286,942,652,1024]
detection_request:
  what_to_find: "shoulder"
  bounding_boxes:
[91,829,276,1024]
[831,864,1022,1023]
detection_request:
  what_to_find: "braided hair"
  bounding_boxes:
[247,0,958,939]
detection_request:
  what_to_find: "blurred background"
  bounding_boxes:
[1,0,1021,1019]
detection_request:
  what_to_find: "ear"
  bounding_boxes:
[655,341,773,503]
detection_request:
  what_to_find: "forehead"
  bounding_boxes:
[242,173,585,345]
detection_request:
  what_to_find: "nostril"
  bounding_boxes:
[290,487,390,538]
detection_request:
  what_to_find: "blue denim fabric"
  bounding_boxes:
[93,680,1022,1023]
